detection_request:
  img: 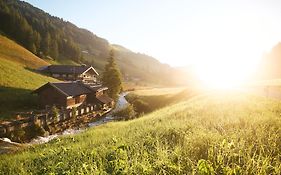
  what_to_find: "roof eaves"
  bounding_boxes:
[32,83,49,94]
[83,66,99,76]
[49,83,70,97]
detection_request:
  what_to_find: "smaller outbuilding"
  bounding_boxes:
[40,65,99,85]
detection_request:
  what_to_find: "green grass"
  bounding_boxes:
[0,91,280,174]
[126,87,199,112]
[0,35,59,119]
[45,58,80,66]
[0,58,58,119]
[0,35,49,69]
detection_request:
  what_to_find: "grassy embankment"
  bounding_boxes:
[0,89,280,174]
[0,35,58,119]
[126,87,199,113]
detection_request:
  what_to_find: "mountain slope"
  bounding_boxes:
[0,35,49,69]
[0,35,58,119]
[0,91,280,174]
[0,0,180,85]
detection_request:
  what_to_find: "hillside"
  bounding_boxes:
[0,0,182,85]
[0,35,49,69]
[257,43,281,80]
[0,90,280,174]
[0,35,58,119]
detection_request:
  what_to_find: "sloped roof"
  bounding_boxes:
[79,83,108,92]
[33,82,92,97]
[96,94,114,104]
[86,85,108,92]
[42,65,99,75]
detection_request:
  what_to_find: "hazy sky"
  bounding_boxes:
[24,0,281,67]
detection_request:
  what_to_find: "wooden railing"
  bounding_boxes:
[0,104,111,139]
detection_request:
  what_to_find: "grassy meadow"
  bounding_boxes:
[0,35,58,119]
[0,35,49,69]
[0,90,280,174]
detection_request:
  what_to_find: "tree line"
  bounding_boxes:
[0,0,109,62]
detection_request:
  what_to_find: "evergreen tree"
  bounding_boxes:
[50,41,59,59]
[33,31,41,53]
[41,32,50,56]
[26,30,36,54]
[102,50,122,101]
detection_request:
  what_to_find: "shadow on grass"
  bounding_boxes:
[0,86,39,120]
[126,88,198,113]
[24,67,45,74]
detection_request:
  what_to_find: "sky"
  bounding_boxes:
[22,0,281,87]
[24,0,281,69]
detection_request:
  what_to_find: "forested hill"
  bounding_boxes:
[0,0,183,85]
[0,0,108,62]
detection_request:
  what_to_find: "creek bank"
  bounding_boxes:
[0,93,129,152]
[27,92,128,144]
[30,92,128,144]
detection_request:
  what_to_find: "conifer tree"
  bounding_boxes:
[41,33,51,55]
[102,49,122,101]
[50,41,59,59]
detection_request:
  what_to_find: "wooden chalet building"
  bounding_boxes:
[41,65,99,85]
[33,82,114,109]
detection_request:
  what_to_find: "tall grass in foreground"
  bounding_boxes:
[0,92,280,174]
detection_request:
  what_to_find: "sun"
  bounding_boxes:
[195,65,243,89]
[194,55,259,90]
[188,26,264,90]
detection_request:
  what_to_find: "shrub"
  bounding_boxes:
[31,123,46,137]
[113,104,136,120]
[10,128,26,142]
[71,107,77,118]
[51,106,60,121]
[25,123,47,140]
[133,99,151,114]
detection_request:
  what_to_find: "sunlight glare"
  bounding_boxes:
[192,35,261,89]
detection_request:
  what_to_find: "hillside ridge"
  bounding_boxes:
[0,0,179,85]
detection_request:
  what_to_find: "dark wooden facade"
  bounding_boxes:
[37,85,67,108]
[33,82,114,109]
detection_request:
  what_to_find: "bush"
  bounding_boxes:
[71,107,77,118]
[125,94,151,115]
[51,106,60,121]
[24,123,47,141]
[10,128,26,142]
[113,104,136,120]
[133,99,151,114]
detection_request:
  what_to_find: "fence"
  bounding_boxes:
[0,104,107,138]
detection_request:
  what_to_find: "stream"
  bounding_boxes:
[29,92,129,144]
